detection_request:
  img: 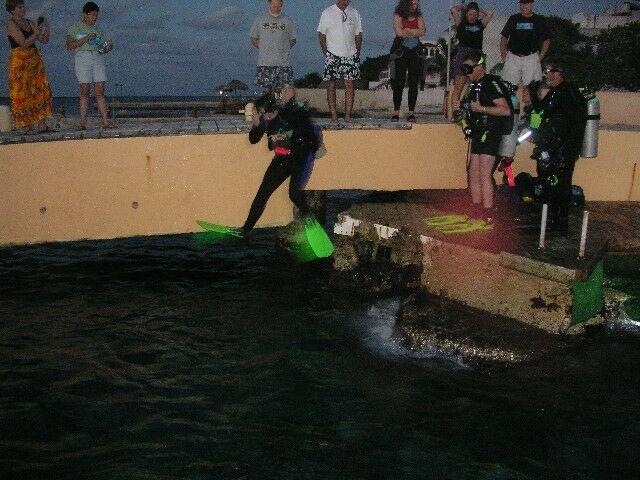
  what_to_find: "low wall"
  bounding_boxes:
[0,124,638,246]
[0,135,293,246]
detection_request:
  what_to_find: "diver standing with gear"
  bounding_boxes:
[454,51,512,224]
[529,58,587,234]
[240,89,319,236]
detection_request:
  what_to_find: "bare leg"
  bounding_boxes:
[468,153,482,206]
[79,83,90,128]
[326,80,338,122]
[94,82,111,126]
[344,80,354,122]
[522,85,531,109]
[479,154,497,209]
[452,74,466,107]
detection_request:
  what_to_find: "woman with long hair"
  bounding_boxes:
[5,0,52,133]
[391,0,426,122]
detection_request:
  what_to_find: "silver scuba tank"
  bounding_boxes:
[581,95,599,158]
[498,93,521,157]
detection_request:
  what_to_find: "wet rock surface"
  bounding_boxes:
[396,293,576,370]
[330,190,640,366]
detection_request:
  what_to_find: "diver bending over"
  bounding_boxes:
[240,88,319,236]
[529,58,587,234]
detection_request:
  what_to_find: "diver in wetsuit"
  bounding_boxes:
[530,58,587,234]
[240,90,319,236]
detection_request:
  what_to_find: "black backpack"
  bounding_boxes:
[485,75,516,135]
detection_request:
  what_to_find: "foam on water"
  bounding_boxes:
[355,298,468,369]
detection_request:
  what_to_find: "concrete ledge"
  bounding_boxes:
[499,251,579,284]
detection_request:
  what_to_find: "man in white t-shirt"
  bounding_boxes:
[317,0,362,122]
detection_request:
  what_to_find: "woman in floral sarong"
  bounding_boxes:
[6,0,52,133]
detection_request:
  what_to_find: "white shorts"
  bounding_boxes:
[74,51,107,84]
[501,52,542,86]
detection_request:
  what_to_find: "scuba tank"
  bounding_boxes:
[581,92,599,158]
[498,89,521,157]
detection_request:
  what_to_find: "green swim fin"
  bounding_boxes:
[196,220,243,237]
[435,219,493,234]
[287,216,334,263]
[424,214,468,227]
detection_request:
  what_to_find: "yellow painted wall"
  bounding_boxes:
[1,124,638,246]
[0,135,292,246]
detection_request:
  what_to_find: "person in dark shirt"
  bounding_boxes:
[530,59,587,234]
[500,0,550,108]
[454,51,512,223]
[450,2,493,106]
[240,88,319,236]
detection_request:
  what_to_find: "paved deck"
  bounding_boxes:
[0,115,413,146]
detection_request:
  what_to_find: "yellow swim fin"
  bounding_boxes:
[424,214,468,227]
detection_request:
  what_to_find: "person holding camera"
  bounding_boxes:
[238,89,319,236]
[5,0,52,134]
[529,59,587,234]
[454,52,512,224]
[66,2,113,130]
[450,2,493,108]
[390,0,426,122]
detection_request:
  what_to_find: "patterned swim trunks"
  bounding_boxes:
[323,51,360,81]
[255,66,294,90]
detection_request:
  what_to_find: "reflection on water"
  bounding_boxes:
[0,229,639,479]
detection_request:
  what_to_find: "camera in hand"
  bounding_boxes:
[98,41,110,54]
[453,101,473,138]
[37,16,45,26]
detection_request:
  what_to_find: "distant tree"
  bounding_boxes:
[294,72,322,88]
[359,55,390,90]
[545,16,598,88]
[595,22,640,91]
[429,37,449,86]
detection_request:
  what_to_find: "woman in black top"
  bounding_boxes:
[450,2,492,106]
[390,0,426,122]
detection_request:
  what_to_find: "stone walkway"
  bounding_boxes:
[0,115,413,146]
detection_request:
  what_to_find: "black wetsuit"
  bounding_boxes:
[532,81,587,230]
[465,74,511,156]
[241,102,319,235]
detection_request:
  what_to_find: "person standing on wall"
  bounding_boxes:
[454,52,512,224]
[5,0,52,134]
[250,0,296,94]
[317,0,363,123]
[450,2,493,108]
[66,2,113,130]
[390,0,426,123]
[500,0,550,109]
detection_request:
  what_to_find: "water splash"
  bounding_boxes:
[356,298,468,369]
[605,299,640,336]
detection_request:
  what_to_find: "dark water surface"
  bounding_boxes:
[1,229,639,480]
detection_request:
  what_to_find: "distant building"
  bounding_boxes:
[573,1,640,37]
[368,40,442,90]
